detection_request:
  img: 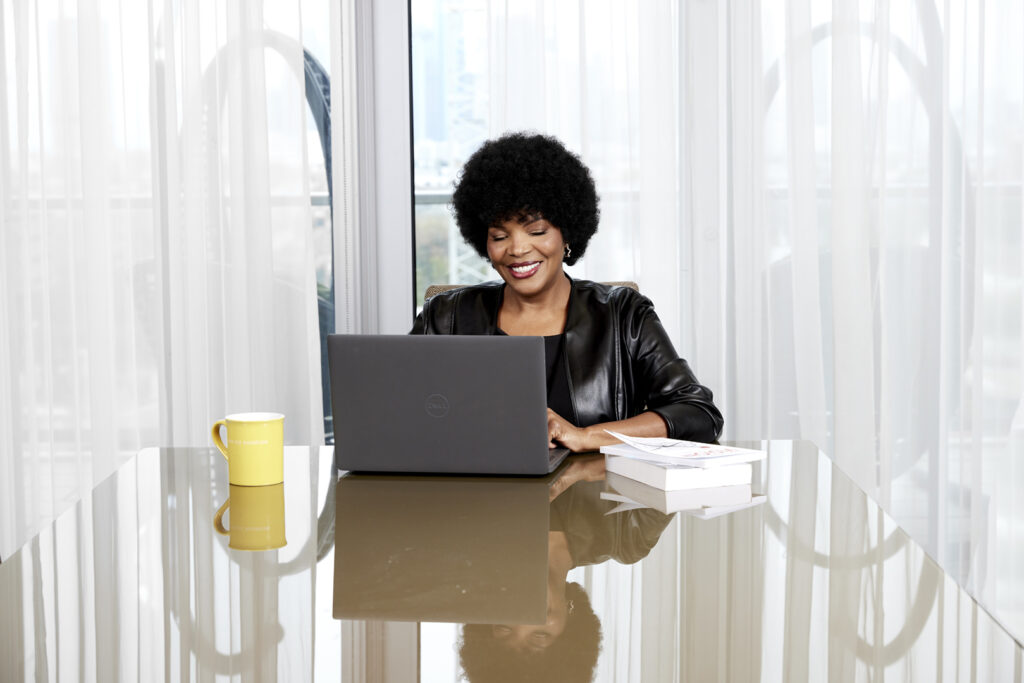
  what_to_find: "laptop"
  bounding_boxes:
[327,334,570,475]
[333,470,558,623]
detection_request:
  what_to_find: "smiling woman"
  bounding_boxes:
[459,583,601,682]
[410,133,723,451]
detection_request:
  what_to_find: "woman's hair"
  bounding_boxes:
[458,582,603,682]
[451,132,600,266]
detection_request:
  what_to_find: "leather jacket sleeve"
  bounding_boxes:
[551,479,674,567]
[622,293,723,442]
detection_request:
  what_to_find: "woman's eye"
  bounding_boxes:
[530,230,547,236]
[489,235,506,241]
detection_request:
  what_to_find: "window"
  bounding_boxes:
[411,0,492,305]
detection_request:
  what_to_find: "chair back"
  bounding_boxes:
[424,281,639,302]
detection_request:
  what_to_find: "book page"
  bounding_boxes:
[604,430,761,459]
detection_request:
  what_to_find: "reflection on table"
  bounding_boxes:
[0,443,1020,681]
[334,458,673,680]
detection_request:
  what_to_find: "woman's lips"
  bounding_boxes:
[508,262,541,279]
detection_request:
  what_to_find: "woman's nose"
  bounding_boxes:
[509,235,531,256]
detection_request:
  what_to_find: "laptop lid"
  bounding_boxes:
[332,471,555,623]
[328,334,568,475]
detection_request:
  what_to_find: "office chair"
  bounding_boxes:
[425,281,639,301]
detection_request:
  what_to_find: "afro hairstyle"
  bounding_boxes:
[451,132,600,267]
[458,582,602,682]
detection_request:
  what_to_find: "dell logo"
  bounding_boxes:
[425,394,450,418]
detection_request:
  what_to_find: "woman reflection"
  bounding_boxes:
[411,133,723,451]
[458,456,673,681]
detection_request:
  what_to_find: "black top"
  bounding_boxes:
[543,333,575,425]
[496,329,575,424]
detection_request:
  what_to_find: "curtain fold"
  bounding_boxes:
[830,0,879,495]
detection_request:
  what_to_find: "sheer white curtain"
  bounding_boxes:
[487,0,685,347]
[483,0,1024,656]
[724,1,1023,608]
[0,0,324,559]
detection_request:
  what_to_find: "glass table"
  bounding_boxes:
[1,442,1021,681]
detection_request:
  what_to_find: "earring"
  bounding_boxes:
[568,599,575,614]
[564,244,572,259]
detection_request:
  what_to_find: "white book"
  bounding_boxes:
[602,472,753,514]
[604,454,752,491]
[686,495,767,520]
[601,431,766,468]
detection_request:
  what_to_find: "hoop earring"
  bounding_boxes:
[564,244,572,259]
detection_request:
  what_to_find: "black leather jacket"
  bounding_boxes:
[411,277,723,442]
[552,479,674,567]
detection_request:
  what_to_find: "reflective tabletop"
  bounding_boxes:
[1,442,1021,681]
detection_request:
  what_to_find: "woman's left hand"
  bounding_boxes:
[547,408,592,452]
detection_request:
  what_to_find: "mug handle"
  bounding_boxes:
[213,498,231,535]
[211,420,229,461]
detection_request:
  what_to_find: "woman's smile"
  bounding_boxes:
[508,261,541,278]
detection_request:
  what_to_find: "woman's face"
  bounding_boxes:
[490,542,570,653]
[490,600,569,654]
[486,215,566,298]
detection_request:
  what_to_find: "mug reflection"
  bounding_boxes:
[212,482,287,551]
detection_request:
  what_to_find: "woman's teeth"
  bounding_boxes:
[510,263,540,276]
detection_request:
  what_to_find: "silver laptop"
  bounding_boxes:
[327,334,570,475]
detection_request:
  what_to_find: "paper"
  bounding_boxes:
[604,430,760,459]
[600,492,647,514]
[688,495,767,520]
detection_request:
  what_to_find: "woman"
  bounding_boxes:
[458,455,676,681]
[412,132,722,451]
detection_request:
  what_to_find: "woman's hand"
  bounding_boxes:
[547,408,593,452]
[549,454,606,501]
[547,410,670,453]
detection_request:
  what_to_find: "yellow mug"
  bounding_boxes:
[213,483,287,551]
[211,412,285,486]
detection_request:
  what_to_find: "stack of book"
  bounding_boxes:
[599,431,767,517]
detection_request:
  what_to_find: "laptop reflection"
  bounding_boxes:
[333,471,555,625]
